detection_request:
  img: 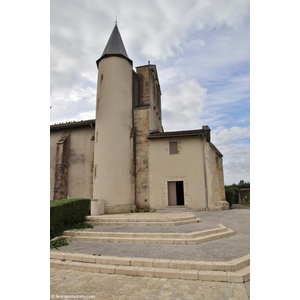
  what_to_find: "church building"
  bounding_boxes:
[50,24,229,213]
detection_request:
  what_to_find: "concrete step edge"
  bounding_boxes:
[63,227,234,245]
[64,230,234,244]
[50,252,249,273]
[50,259,249,282]
[85,215,196,222]
[85,219,200,226]
[63,225,224,239]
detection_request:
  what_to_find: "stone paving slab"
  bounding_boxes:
[52,209,249,262]
[63,225,235,245]
[51,267,250,299]
[51,208,250,299]
[87,212,195,219]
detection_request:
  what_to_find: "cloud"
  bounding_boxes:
[211,126,250,184]
[162,79,207,131]
[212,126,250,146]
[79,111,96,120]
[50,0,250,99]
[50,0,250,184]
[50,84,96,124]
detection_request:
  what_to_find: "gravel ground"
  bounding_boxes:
[53,206,250,262]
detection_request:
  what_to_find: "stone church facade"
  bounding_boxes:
[50,25,229,213]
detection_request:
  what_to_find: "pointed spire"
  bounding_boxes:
[96,24,132,67]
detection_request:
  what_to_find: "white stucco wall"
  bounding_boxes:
[50,126,94,200]
[148,136,225,210]
[93,56,134,207]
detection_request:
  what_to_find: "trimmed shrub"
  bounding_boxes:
[50,198,90,239]
[225,188,235,208]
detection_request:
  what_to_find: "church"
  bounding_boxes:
[50,24,229,214]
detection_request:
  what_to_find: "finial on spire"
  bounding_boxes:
[115,16,118,26]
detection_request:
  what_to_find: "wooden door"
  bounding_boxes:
[168,181,177,206]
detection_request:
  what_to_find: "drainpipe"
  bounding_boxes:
[201,134,209,211]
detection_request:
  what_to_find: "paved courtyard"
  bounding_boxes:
[51,268,250,299]
[51,206,250,299]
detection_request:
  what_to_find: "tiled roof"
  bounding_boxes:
[50,119,95,131]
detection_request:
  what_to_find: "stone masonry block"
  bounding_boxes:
[146,238,164,244]
[227,272,244,283]
[160,239,175,244]
[160,233,179,238]
[154,268,180,279]
[113,257,131,266]
[137,267,156,277]
[193,261,213,271]
[212,262,235,272]
[64,253,84,262]
[170,260,195,270]
[95,256,117,265]
[80,263,101,273]
[131,258,154,267]
[67,262,82,271]
[179,270,199,280]
[237,266,250,282]
[186,240,197,245]
[50,259,67,269]
[81,255,96,263]
[173,239,187,245]
[50,252,65,260]
[115,266,139,276]
[133,238,149,244]
[153,259,171,268]
[99,265,116,274]
[198,271,227,282]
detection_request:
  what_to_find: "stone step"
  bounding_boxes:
[85,215,200,226]
[63,224,235,245]
[64,226,226,239]
[63,225,234,245]
[64,229,234,245]
[50,252,250,283]
[86,214,196,222]
[155,206,193,213]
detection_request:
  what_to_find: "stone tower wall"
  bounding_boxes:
[93,56,135,210]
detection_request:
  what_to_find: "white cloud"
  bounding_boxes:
[212,126,250,146]
[211,126,250,185]
[162,79,207,131]
[50,0,250,184]
[79,111,96,120]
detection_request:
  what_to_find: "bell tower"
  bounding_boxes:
[92,24,135,213]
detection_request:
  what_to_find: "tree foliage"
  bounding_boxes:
[225,181,250,206]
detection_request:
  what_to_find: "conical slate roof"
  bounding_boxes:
[96,25,132,67]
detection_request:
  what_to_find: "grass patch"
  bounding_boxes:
[71,222,94,230]
[241,203,250,207]
[50,238,68,249]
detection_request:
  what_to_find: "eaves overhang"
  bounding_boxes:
[147,126,211,141]
[50,119,95,131]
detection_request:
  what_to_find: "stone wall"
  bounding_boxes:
[134,107,150,210]
[53,132,70,200]
[50,126,95,200]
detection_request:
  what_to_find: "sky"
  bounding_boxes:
[50,0,250,185]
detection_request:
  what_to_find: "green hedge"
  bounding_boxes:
[225,188,235,208]
[50,198,90,239]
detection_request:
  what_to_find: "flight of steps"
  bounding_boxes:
[155,206,193,213]
[85,213,200,226]
[50,251,250,283]
[63,224,234,245]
